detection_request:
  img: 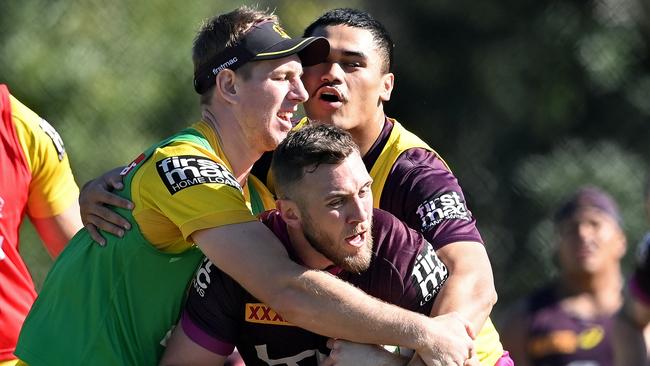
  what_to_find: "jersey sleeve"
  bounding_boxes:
[357,210,448,314]
[134,141,257,243]
[10,95,79,218]
[380,148,483,250]
[181,257,244,355]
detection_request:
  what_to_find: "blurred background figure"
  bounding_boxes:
[501,186,626,366]
[612,182,650,366]
[0,84,82,365]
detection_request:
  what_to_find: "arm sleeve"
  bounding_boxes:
[134,142,257,243]
[10,95,79,218]
[379,148,483,250]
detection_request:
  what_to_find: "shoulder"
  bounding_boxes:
[371,209,424,262]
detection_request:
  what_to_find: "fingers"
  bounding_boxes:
[85,223,106,246]
[85,213,128,238]
[326,338,337,350]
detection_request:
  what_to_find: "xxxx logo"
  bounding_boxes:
[245,303,293,326]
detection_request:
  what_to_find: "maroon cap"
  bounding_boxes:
[554,186,622,225]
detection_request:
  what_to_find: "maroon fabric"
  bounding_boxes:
[364,118,483,250]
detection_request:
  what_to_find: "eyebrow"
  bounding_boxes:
[339,49,366,59]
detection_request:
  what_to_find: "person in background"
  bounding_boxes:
[0,84,83,366]
[501,186,627,366]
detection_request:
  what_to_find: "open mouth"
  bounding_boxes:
[345,231,366,248]
[276,111,294,124]
[316,85,344,105]
[320,93,341,103]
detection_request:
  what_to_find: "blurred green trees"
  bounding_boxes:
[2,0,648,320]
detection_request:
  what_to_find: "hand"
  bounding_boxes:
[414,312,475,366]
[322,339,407,366]
[79,166,133,245]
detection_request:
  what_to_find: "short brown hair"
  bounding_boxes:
[271,124,359,200]
[192,6,277,104]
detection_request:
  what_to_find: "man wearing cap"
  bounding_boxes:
[15,7,473,366]
[501,186,627,366]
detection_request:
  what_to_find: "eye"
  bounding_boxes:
[327,198,344,208]
[342,61,361,68]
[359,186,370,197]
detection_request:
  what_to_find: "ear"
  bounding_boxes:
[214,69,239,104]
[276,199,302,229]
[379,72,394,102]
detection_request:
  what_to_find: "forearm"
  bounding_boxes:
[194,222,430,350]
[274,268,431,349]
[31,201,83,258]
[431,242,497,334]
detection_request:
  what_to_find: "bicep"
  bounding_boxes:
[435,241,492,278]
[160,323,226,366]
[192,221,305,306]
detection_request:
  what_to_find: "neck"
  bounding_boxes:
[348,109,386,157]
[201,106,260,185]
[286,224,333,270]
[559,265,623,309]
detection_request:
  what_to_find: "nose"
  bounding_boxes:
[320,62,344,84]
[576,222,594,241]
[289,77,309,103]
[347,196,370,225]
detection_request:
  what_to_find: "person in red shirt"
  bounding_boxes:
[0,84,82,365]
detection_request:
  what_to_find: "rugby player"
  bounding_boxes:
[0,84,82,366]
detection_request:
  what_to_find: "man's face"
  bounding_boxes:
[294,152,374,273]
[556,207,626,274]
[301,25,393,132]
[235,55,308,153]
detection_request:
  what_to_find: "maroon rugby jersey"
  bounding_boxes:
[181,208,448,365]
[524,285,614,366]
[365,118,483,250]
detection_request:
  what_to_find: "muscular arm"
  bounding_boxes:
[192,221,474,365]
[430,241,497,334]
[30,200,83,258]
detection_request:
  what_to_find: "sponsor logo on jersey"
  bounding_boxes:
[411,242,448,306]
[415,191,471,232]
[191,257,213,298]
[528,326,605,357]
[156,155,241,195]
[120,153,146,176]
[245,303,293,326]
[39,118,66,161]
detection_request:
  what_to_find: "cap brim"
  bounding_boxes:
[252,36,329,67]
